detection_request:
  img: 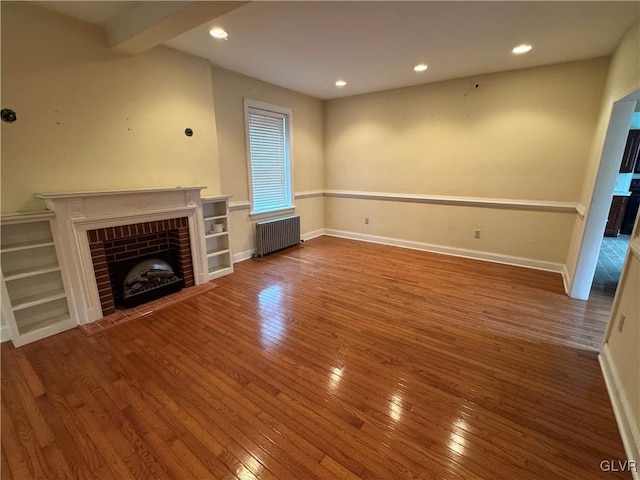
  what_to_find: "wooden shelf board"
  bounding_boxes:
[208,265,232,276]
[201,195,232,202]
[1,239,55,253]
[3,264,61,282]
[205,232,229,239]
[206,249,230,258]
[204,215,227,221]
[17,312,73,336]
[12,290,67,312]
[1,211,55,223]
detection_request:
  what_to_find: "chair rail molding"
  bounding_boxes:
[232,190,584,214]
[324,189,584,214]
[229,201,251,212]
[295,190,324,200]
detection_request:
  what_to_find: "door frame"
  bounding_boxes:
[570,90,639,300]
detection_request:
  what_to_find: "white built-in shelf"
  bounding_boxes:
[204,215,227,221]
[1,240,56,253]
[12,289,67,311]
[1,213,74,347]
[201,196,234,281]
[205,232,228,239]
[3,264,61,282]
[208,265,232,275]
[206,249,230,258]
[19,313,73,336]
[0,210,55,223]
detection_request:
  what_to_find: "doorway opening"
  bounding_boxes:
[572,90,640,302]
[591,233,632,299]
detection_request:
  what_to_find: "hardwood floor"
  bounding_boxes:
[1,236,629,479]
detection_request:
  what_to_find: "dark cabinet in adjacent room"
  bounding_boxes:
[605,195,629,237]
[621,193,640,235]
[620,129,640,173]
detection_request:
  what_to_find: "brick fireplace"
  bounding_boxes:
[36,187,209,325]
[88,217,194,315]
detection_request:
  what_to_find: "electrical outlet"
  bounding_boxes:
[474,230,481,239]
[618,314,626,333]
[365,217,370,225]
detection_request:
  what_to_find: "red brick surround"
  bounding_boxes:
[88,218,194,316]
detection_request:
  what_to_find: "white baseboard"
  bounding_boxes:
[302,229,325,241]
[324,228,566,275]
[233,249,254,264]
[0,324,10,343]
[561,264,571,296]
[599,345,640,478]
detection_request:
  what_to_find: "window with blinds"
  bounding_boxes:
[245,100,293,215]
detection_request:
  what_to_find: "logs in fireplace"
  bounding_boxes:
[115,250,184,308]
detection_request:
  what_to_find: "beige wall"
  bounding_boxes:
[324,59,608,263]
[210,66,324,256]
[1,2,324,262]
[1,2,221,213]
[605,244,640,452]
[326,198,574,263]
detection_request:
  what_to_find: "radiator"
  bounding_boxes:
[255,215,300,257]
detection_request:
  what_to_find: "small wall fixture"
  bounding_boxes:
[1,108,17,123]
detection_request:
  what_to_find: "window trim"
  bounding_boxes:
[243,98,295,219]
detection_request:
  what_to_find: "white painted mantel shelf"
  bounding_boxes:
[35,186,207,199]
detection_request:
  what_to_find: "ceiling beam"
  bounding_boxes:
[108,1,248,55]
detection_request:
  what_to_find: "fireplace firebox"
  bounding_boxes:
[88,217,194,315]
[115,250,184,308]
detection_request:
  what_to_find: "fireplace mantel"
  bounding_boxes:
[38,186,211,325]
[36,186,206,200]
[36,186,206,220]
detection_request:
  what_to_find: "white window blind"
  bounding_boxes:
[247,106,292,214]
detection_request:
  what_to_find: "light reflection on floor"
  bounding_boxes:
[389,394,403,422]
[448,417,468,456]
[328,365,344,391]
[258,285,285,349]
[239,455,263,479]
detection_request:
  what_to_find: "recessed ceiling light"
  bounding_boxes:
[414,64,428,72]
[512,44,532,54]
[209,27,228,40]
[335,80,347,87]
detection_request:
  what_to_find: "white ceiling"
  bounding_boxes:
[30,1,640,100]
